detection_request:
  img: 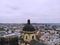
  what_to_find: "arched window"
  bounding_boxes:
[30,34,36,40]
[32,36,34,39]
[24,34,29,41]
[26,36,27,39]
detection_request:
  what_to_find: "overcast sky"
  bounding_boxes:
[0,0,60,23]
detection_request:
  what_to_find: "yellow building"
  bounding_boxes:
[21,19,37,45]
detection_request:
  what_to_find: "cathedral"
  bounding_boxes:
[20,19,37,45]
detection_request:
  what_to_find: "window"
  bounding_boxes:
[32,36,34,39]
[26,36,27,39]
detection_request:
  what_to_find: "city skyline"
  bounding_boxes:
[0,0,60,23]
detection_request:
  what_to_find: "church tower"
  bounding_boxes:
[21,19,37,45]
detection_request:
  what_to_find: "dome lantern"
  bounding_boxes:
[23,19,35,31]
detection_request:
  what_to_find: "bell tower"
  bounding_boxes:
[21,19,37,45]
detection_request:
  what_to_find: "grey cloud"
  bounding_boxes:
[0,0,60,23]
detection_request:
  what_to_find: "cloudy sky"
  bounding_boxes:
[0,0,60,23]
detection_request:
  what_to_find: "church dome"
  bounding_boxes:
[23,19,35,31]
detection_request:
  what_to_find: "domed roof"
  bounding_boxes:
[23,19,35,31]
